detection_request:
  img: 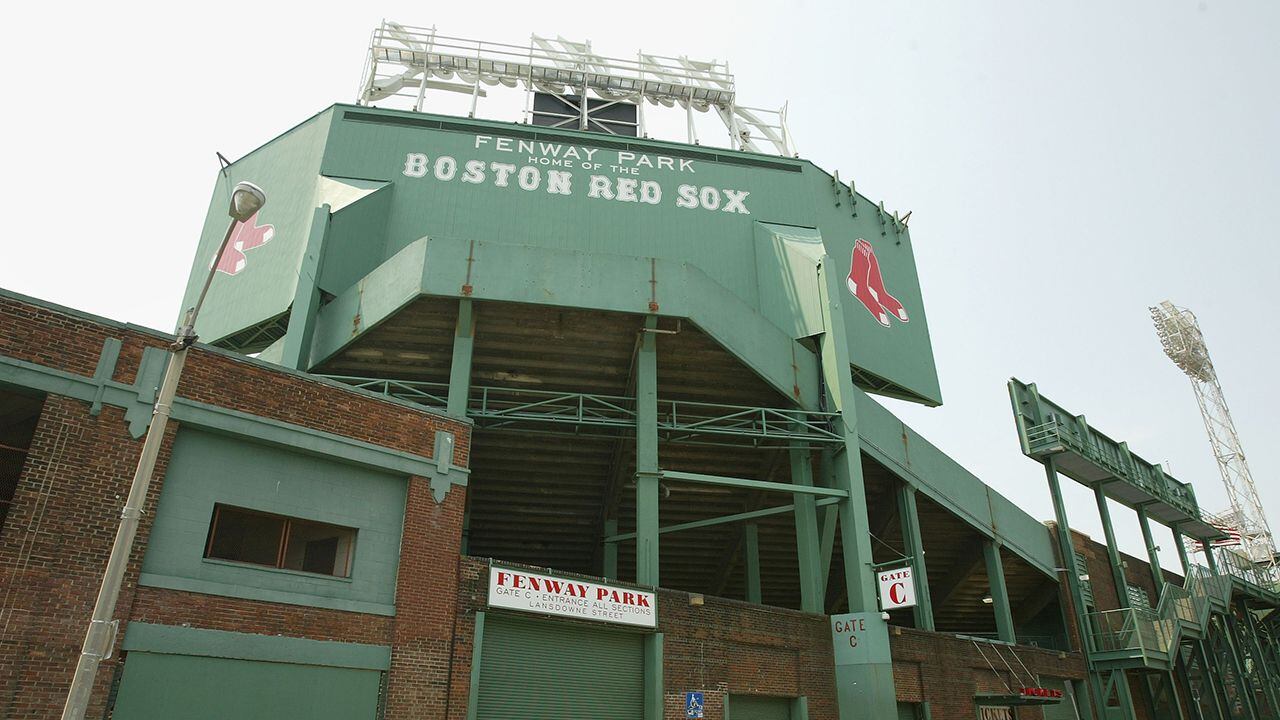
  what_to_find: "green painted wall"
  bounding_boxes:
[184,105,941,406]
[140,428,407,615]
[112,652,380,720]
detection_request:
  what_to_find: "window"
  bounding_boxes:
[204,504,355,578]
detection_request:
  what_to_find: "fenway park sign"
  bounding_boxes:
[488,567,657,628]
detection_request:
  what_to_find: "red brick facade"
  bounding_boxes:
[0,294,471,718]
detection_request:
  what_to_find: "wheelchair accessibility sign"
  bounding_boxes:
[685,691,704,719]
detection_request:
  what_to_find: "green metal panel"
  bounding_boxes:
[180,110,336,344]
[476,614,643,720]
[140,428,407,614]
[111,652,380,720]
[121,622,390,670]
[728,695,792,720]
[896,702,920,720]
[1040,679,1077,720]
[195,105,941,405]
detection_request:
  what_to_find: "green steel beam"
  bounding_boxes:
[1203,541,1221,575]
[636,316,660,588]
[1095,483,1132,609]
[898,485,934,631]
[605,497,841,542]
[818,503,838,602]
[447,298,475,418]
[660,469,849,498]
[1137,507,1166,595]
[793,448,824,613]
[281,204,331,371]
[745,523,762,604]
[984,539,1016,643]
[603,518,618,581]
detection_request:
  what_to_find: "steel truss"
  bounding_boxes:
[320,374,843,447]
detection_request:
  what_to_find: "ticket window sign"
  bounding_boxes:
[977,705,1013,720]
[877,565,916,610]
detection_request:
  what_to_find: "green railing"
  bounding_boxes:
[1024,418,1198,517]
[1214,547,1280,596]
[1086,565,1233,668]
[319,374,845,446]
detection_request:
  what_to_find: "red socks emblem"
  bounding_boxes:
[846,238,908,327]
[214,212,275,275]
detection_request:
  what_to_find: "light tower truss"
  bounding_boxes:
[1151,300,1277,581]
[356,20,796,157]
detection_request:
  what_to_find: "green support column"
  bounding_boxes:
[818,258,896,720]
[984,539,1016,643]
[1045,459,1120,720]
[1242,611,1280,717]
[280,205,331,370]
[1174,528,1193,578]
[1223,614,1262,720]
[644,633,663,720]
[603,519,618,581]
[817,260,878,613]
[447,298,475,418]
[745,523,762,604]
[818,448,838,601]
[1095,484,1131,609]
[636,316,660,587]
[1137,506,1166,595]
[896,484,934,631]
[1202,541,1220,575]
[792,448,824,613]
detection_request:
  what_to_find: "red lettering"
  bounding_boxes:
[528,577,541,591]
[513,574,526,589]
[636,594,651,608]
[572,584,587,597]
[496,571,511,587]
[597,588,609,601]
[544,579,563,594]
[622,592,635,605]
[889,582,905,604]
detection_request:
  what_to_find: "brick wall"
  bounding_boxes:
[449,558,1087,720]
[0,294,471,718]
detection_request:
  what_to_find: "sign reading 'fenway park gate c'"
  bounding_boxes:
[488,567,657,628]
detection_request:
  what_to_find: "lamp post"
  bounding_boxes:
[60,182,266,720]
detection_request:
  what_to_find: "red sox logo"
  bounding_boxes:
[846,238,908,328]
[214,212,274,275]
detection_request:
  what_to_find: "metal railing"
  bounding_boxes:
[1025,418,1198,516]
[1086,565,1235,666]
[319,374,844,446]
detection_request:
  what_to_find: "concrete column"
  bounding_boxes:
[896,484,934,631]
[446,298,475,418]
[984,539,1016,643]
[745,523,762,604]
[635,316,660,587]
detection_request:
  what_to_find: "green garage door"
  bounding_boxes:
[728,694,792,720]
[112,652,381,720]
[1040,678,1080,720]
[477,614,643,720]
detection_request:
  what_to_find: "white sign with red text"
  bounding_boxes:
[877,566,917,610]
[488,567,657,628]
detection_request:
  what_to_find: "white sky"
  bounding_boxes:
[1,1,1276,576]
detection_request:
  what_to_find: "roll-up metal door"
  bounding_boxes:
[477,614,643,720]
[727,694,791,720]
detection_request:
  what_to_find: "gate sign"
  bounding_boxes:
[685,692,704,719]
[978,706,1012,720]
[488,566,656,628]
[877,565,916,610]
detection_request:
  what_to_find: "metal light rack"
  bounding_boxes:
[356,20,796,157]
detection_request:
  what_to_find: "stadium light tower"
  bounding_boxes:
[1151,300,1276,581]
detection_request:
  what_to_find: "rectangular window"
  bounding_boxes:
[204,504,355,578]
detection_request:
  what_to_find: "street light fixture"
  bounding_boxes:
[60,181,266,720]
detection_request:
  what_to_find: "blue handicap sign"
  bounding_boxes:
[685,691,705,719]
